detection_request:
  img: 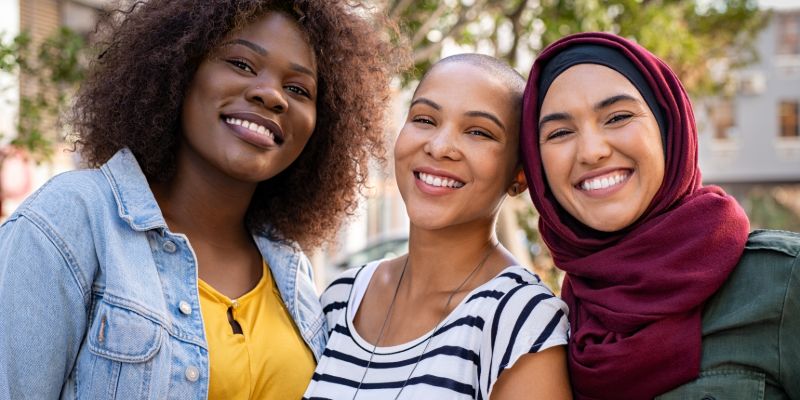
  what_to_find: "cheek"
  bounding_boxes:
[638,131,666,194]
[292,102,317,139]
[540,147,568,190]
[393,127,415,162]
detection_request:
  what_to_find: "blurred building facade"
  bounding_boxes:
[1,0,112,217]
[699,8,800,183]
[698,8,800,227]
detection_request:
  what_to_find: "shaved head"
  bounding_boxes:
[417,53,526,105]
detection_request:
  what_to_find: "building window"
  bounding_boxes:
[777,13,800,56]
[710,99,735,140]
[779,100,799,138]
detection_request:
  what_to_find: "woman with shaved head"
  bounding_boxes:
[304,54,571,400]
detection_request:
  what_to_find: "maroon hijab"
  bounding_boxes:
[520,32,750,399]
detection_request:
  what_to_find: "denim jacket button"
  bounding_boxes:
[163,240,177,253]
[185,366,200,382]
[179,301,192,315]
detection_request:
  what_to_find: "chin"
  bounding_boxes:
[581,213,638,233]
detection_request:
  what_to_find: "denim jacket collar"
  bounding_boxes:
[101,148,168,232]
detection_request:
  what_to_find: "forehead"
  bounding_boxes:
[415,63,515,114]
[542,64,643,108]
[223,12,316,69]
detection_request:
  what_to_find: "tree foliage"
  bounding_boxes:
[0,28,87,161]
[387,0,768,96]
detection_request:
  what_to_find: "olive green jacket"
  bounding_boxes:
[657,230,800,400]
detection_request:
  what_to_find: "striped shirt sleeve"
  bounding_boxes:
[480,282,569,397]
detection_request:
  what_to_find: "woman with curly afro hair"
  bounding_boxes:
[0,1,408,398]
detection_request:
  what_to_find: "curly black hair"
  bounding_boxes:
[72,0,409,249]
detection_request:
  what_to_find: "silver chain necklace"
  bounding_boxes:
[351,240,499,400]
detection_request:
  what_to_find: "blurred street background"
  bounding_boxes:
[1,0,799,293]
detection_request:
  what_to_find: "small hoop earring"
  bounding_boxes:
[509,183,520,195]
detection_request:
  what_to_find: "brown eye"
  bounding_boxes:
[412,116,435,125]
[546,129,571,141]
[607,113,632,124]
[227,58,254,74]
[286,85,311,98]
[467,129,492,139]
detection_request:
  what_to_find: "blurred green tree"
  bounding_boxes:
[0,28,88,214]
[388,0,767,96]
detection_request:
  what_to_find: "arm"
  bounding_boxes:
[0,214,90,399]
[491,346,572,400]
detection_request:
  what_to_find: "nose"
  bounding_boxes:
[423,124,461,161]
[246,79,289,113]
[576,125,612,165]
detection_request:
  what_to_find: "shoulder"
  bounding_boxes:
[10,169,113,229]
[744,229,800,258]
[702,229,799,334]
[319,264,369,316]
[474,266,568,340]
[480,266,566,311]
[477,267,569,395]
[3,168,113,250]
[732,229,800,281]
[0,169,110,302]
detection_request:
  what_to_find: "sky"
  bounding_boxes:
[759,0,800,9]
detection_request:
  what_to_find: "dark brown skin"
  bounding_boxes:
[150,11,317,297]
[151,169,262,297]
[72,0,409,250]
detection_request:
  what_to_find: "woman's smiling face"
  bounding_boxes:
[394,62,522,231]
[180,11,317,184]
[538,64,665,232]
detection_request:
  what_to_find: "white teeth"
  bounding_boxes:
[418,172,465,188]
[581,172,628,191]
[225,117,274,139]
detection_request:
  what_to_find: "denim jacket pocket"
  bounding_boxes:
[655,370,765,400]
[79,299,165,399]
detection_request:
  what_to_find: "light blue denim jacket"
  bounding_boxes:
[0,148,327,399]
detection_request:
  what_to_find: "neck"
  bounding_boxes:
[403,218,499,295]
[151,147,257,242]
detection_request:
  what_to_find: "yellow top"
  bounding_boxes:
[198,261,315,400]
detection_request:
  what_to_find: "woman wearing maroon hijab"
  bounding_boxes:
[520,32,800,399]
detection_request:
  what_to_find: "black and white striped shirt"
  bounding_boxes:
[303,261,569,399]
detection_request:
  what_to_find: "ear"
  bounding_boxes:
[506,167,528,196]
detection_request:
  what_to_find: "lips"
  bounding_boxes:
[416,171,465,188]
[222,112,285,145]
[576,169,631,192]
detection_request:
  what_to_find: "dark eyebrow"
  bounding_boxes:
[289,63,316,79]
[221,39,266,56]
[410,97,441,110]
[221,39,316,79]
[538,112,571,130]
[595,94,640,111]
[465,111,505,131]
[538,94,642,130]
